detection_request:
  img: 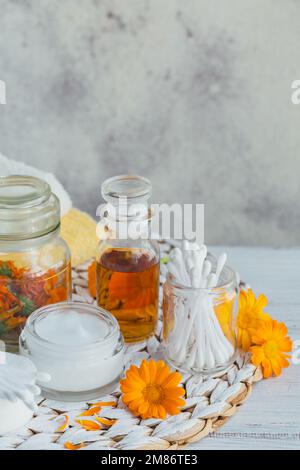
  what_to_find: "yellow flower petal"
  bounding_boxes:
[156,363,171,385]
[270,358,282,376]
[148,359,157,381]
[262,358,272,378]
[162,371,182,388]
[140,360,151,383]
[164,386,185,397]
[157,404,167,419]
[163,402,181,416]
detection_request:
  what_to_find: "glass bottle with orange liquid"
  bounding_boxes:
[96,176,160,343]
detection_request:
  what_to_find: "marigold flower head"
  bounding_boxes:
[120,359,185,419]
[250,319,292,378]
[237,289,271,351]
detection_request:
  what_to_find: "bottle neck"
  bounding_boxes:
[98,199,152,241]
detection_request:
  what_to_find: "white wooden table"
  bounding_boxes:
[187,247,300,450]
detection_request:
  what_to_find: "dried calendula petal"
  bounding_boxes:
[80,406,102,417]
[56,414,69,432]
[92,401,117,408]
[64,441,85,450]
[0,259,70,341]
[75,419,102,431]
[95,417,116,427]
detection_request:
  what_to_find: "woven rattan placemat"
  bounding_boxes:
[0,241,263,450]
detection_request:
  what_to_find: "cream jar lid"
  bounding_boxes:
[0,175,60,240]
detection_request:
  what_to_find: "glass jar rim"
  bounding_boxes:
[0,175,60,241]
[0,175,51,207]
[166,262,237,293]
[102,175,152,203]
[23,302,121,352]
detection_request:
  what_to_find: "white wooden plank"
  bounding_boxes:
[187,247,300,450]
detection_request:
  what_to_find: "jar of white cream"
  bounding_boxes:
[19,302,125,401]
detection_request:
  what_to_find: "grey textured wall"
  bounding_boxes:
[0,0,299,246]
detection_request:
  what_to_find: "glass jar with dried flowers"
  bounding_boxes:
[0,175,72,351]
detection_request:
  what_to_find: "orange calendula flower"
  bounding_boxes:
[250,319,292,378]
[237,289,271,351]
[120,359,185,419]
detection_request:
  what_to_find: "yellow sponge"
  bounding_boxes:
[61,208,98,267]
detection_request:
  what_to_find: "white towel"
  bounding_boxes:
[0,153,72,216]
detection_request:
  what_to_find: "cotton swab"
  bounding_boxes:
[165,242,235,372]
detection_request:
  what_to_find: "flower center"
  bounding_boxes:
[263,340,278,358]
[143,384,164,404]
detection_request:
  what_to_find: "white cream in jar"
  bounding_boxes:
[20,302,125,401]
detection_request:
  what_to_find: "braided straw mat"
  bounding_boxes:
[0,241,263,450]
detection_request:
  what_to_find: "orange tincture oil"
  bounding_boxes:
[97,248,159,343]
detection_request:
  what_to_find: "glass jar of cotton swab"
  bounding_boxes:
[163,242,238,375]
